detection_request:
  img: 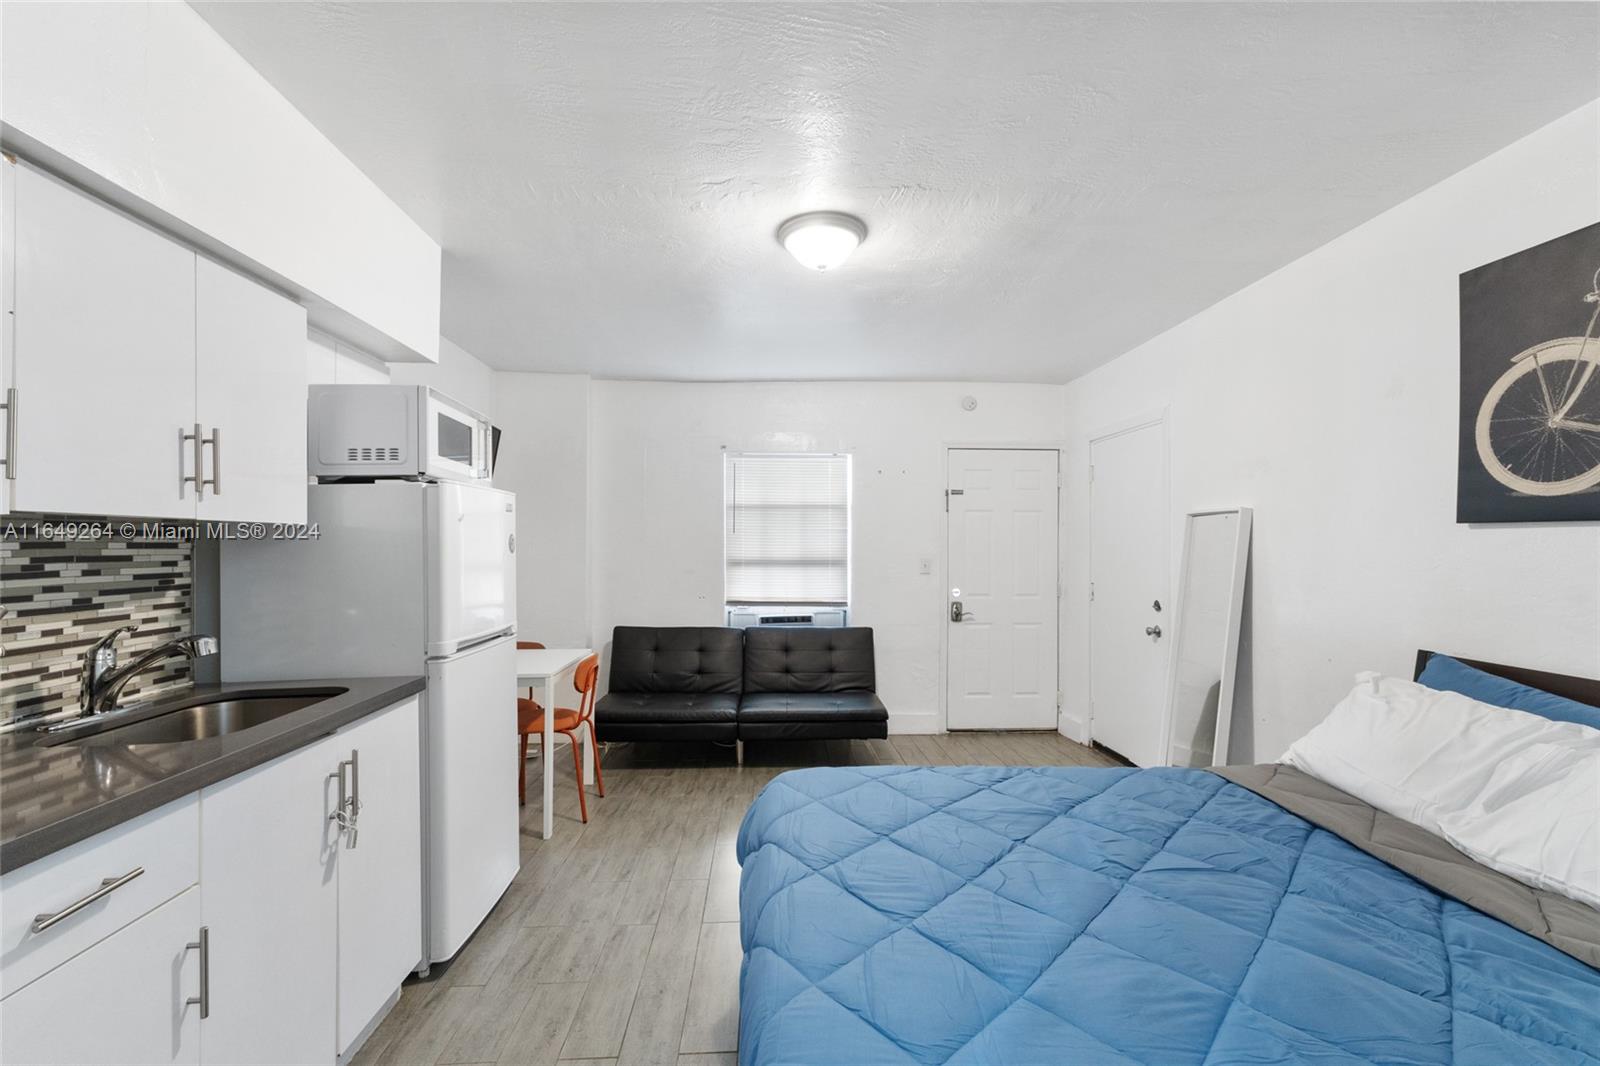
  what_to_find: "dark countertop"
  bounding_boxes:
[0,676,424,873]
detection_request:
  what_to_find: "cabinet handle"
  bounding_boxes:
[330,761,348,831]
[329,752,360,848]
[185,926,210,1019]
[1,386,16,478]
[30,867,144,933]
[181,424,204,500]
[348,748,360,850]
[202,426,220,495]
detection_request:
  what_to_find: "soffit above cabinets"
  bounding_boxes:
[1,1,441,364]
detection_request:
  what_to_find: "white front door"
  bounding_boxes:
[946,448,1060,730]
[1088,419,1169,765]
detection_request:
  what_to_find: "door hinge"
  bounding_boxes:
[1088,464,1094,483]
[1089,582,1095,602]
[1056,691,1063,708]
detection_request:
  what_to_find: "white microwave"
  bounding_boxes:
[308,385,498,483]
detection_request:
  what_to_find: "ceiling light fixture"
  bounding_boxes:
[777,211,867,271]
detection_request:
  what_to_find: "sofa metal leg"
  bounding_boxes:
[736,739,744,765]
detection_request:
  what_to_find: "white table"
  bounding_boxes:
[516,647,594,839]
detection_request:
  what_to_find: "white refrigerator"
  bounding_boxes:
[221,480,521,965]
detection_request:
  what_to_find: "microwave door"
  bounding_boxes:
[426,481,517,656]
[427,404,480,482]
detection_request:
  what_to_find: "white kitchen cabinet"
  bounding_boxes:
[198,734,340,1066]
[196,257,308,525]
[0,886,202,1066]
[333,696,423,1055]
[0,698,422,1066]
[10,161,197,518]
[2,156,16,513]
[4,158,308,523]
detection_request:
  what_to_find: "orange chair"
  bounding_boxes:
[517,640,546,712]
[518,653,605,821]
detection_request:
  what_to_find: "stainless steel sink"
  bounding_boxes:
[47,689,347,747]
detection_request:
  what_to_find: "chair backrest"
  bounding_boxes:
[608,626,744,694]
[743,626,876,693]
[573,653,600,721]
[517,641,546,650]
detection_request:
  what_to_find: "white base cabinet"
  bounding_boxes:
[334,697,424,1056]
[0,886,202,1066]
[0,696,422,1066]
[197,732,340,1065]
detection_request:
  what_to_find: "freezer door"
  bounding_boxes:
[423,635,520,963]
[427,482,518,656]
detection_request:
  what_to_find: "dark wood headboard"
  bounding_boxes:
[1414,650,1600,709]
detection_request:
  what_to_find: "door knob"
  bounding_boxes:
[1145,625,1162,638]
[950,601,963,622]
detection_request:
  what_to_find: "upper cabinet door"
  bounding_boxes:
[2,159,16,515]
[196,258,308,525]
[12,165,197,518]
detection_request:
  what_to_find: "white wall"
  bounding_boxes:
[1061,100,1600,762]
[306,332,391,387]
[308,333,498,404]
[587,381,1066,733]
[0,1,441,363]
[390,337,498,418]
[493,373,593,648]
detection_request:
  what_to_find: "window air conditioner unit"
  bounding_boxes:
[726,607,848,629]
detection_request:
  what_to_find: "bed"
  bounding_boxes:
[735,654,1600,1065]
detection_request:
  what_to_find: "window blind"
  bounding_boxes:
[725,453,850,606]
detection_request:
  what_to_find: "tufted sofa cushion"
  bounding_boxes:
[743,626,876,694]
[607,626,744,694]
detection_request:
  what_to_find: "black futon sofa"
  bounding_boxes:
[594,625,889,761]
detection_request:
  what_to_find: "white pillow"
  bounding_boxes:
[1283,673,1600,909]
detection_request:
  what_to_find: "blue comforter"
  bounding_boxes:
[735,766,1599,1065]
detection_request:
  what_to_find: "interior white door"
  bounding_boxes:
[11,164,196,518]
[1088,420,1169,765]
[0,887,201,1066]
[946,448,1060,730]
[199,734,339,1065]
[195,257,308,525]
[335,697,423,1055]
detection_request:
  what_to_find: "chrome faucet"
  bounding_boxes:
[79,627,219,715]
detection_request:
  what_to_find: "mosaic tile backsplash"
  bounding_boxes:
[1,518,195,724]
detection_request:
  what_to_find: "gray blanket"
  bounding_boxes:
[1214,763,1600,969]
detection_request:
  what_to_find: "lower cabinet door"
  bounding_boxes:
[335,697,423,1055]
[199,735,340,1065]
[0,885,202,1065]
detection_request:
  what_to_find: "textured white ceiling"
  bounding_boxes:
[193,2,1600,382]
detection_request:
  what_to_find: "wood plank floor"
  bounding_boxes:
[354,733,1119,1066]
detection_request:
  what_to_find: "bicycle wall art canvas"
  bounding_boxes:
[1458,220,1600,523]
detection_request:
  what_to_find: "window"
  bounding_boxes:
[724,453,851,606]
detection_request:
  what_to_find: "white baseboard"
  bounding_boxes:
[1058,713,1086,744]
[889,711,941,735]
